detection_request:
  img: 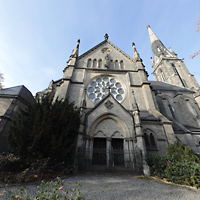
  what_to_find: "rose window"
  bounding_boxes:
[87,76,125,104]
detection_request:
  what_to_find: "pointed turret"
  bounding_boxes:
[147,25,175,64]
[132,42,142,62]
[67,39,80,66]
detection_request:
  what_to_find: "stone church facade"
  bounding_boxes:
[1,26,200,174]
[36,26,200,174]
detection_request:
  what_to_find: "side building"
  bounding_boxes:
[0,85,34,152]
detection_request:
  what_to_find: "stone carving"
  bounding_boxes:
[104,100,114,110]
[101,47,111,53]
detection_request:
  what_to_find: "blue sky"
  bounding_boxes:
[0,0,199,95]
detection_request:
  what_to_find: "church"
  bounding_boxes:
[1,26,200,174]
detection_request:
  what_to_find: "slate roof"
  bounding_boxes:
[149,81,193,92]
[0,85,34,103]
[140,111,158,121]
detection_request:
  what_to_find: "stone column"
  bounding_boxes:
[124,139,129,167]
[89,138,93,161]
[106,138,112,167]
[129,139,134,162]
[133,111,150,176]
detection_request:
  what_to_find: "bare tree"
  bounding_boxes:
[190,9,200,59]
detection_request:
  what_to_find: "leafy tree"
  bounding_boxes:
[0,72,4,89]
[8,95,80,164]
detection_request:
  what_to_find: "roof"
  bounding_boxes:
[149,81,193,92]
[78,39,134,62]
[140,111,158,121]
[0,85,34,103]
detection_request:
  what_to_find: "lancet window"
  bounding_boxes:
[144,132,157,150]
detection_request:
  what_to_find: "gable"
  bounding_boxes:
[86,95,134,138]
[77,40,135,70]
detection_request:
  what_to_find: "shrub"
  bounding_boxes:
[165,159,200,188]
[146,154,168,178]
[167,142,200,163]
[146,142,200,188]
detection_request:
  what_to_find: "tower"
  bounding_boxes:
[147,25,200,92]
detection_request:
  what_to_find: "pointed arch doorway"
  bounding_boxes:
[88,114,131,167]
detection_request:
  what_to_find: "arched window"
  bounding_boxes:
[120,60,123,69]
[171,63,186,87]
[110,60,114,69]
[159,68,166,81]
[93,59,97,68]
[98,59,102,68]
[144,133,150,148]
[150,133,156,148]
[115,60,119,69]
[87,59,92,68]
[144,131,157,150]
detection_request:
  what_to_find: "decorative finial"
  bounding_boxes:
[132,42,142,61]
[169,47,177,56]
[151,57,154,65]
[147,25,150,29]
[104,33,109,40]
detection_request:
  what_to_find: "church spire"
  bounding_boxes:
[147,25,175,64]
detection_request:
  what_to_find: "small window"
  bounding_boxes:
[120,61,123,69]
[110,60,114,69]
[159,68,166,81]
[87,59,92,68]
[144,133,150,148]
[93,59,97,68]
[98,59,102,68]
[150,133,156,147]
[115,60,119,69]
[144,132,157,150]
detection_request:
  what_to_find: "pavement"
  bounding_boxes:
[1,174,200,200]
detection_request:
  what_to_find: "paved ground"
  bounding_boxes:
[1,174,200,199]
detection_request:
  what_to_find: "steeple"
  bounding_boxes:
[67,39,80,66]
[147,25,176,65]
[147,25,200,92]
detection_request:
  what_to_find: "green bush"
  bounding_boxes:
[146,142,200,188]
[167,142,200,163]
[146,154,167,178]
[165,160,200,188]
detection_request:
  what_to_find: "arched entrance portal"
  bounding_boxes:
[87,114,134,168]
